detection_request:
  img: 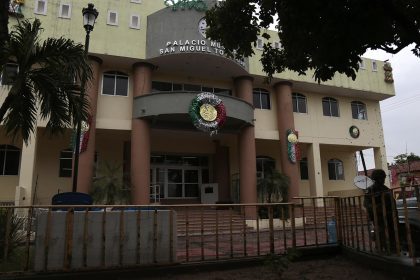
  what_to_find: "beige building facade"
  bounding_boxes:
[0,0,394,206]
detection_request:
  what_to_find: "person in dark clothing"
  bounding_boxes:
[364,169,397,253]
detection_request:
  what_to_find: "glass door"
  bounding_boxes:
[150,167,165,198]
[184,169,199,198]
[167,168,183,198]
[150,154,209,199]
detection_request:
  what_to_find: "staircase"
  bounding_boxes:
[175,208,252,236]
[302,206,369,226]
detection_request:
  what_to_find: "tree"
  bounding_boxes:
[0,19,91,144]
[393,153,420,164]
[205,0,420,82]
[90,162,130,205]
[257,169,290,203]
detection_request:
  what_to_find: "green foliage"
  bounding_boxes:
[264,249,300,277]
[393,152,420,164]
[90,162,131,205]
[206,0,420,82]
[0,19,92,144]
[257,169,290,219]
[0,209,26,261]
[257,169,290,203]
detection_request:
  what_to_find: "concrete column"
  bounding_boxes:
[374,146,390,185]
[17,132,38,206]
[273,81,300,200]
[307,142,324,197]
[77,56,102,194]
[131,63,154,204]
[234,76,257,208]
[213,141,230,202]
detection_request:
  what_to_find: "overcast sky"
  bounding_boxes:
[362,45,420,169]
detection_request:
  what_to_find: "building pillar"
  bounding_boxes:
[307,142,324,198]
[131,63,153,204]
[234,76,257,216]
[374,146,390,185]
[76,56,102,194]
[213,141,230,202]
[16,132,38,206]
[273,81,300,200]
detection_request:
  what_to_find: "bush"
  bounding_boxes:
[258,205,290,220]
[0,209,26,261]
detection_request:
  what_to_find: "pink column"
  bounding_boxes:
[273,81,300,200]
[77,56,102,194]
[213,141,230,202]
[131,63,153,205]
[234,76,257,208]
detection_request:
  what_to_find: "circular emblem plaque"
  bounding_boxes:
[189,92,226,135]
[349,125,360,138]
[199,104,217,121]
[198,18,207,38]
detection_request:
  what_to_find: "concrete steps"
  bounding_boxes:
[175,209,251,235]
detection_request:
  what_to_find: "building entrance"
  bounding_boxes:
[150,155,209,199]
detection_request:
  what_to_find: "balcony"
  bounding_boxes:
[133,92,254,132]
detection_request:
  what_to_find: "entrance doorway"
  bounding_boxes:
[150,155,209,199]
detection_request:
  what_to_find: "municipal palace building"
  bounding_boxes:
[0,0,395,206]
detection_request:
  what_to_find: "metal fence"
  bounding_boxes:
[338,185,420,266]
[1,192,418,275]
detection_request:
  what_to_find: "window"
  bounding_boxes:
[58,3,71,18]
[351,101,367,120]
[214,88,232,96]
[34,0,47,15]
[256,37,263,50]
[152,81,173,92]
[256,156,276,180]
[292,93,307,113]
[358,59,365,69]
[328,159,344,180]
[184,84,201,91]
[372,61,378,72]
[0,145,20,176]
[130,14,140,29]
[0,63,18,86]
[299,157,309,180]
[322,97,339,117]
[107,11,118,26]
[273,41,281,49]
[102,71,129,96]
[151,81,232,95]
[253,88,270,109]
[59,148,73,177]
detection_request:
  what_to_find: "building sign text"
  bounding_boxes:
[159,39,245,67]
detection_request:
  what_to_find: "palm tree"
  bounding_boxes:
[257,169,290,203]
[90,162,130,205]
[0,19,91,144]
[257,169,290,219]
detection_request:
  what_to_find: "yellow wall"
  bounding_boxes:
[12,1,395,97]
[34,130,73,204]
[295,92,384,147]
[250,30,395,98]
[320,147,358,195]
[0,134,22,202]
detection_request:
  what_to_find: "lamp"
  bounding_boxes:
[82,3,98,33]
[72,3,98,192]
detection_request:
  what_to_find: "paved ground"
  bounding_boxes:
[135,255,400,280]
